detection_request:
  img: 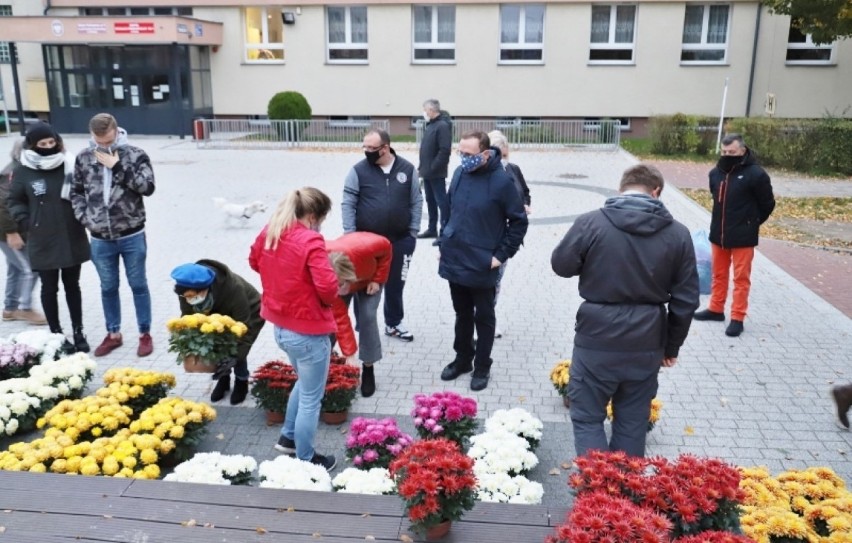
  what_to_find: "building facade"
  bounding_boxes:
[1,0,849,136]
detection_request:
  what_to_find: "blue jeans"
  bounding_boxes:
[275,326,331,461]
[0,242,38,311]
[89,232,151,334]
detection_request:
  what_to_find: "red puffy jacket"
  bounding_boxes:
[249,222,339,335]
[326,232,392,356]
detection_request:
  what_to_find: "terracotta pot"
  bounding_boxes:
[562,396,570,409]
[183,355,216,373]
[425,520,452,540]
[265,410,285,426]
[320,410,348,425]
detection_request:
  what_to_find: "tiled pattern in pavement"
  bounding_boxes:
[1,137,849,509]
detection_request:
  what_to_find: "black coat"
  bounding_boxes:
[506,162,531,206]
[418,111,453,179]
[708,150,775,248]
[7,161,90,271]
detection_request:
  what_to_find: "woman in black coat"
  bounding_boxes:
[7,122,91,352]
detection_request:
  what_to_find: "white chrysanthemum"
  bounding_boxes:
[258,456,331,491]
[484,408,543,446]
[5,418,18,435]
[468,430,538,476]
[476,472,543,504]
[332,468,395,495]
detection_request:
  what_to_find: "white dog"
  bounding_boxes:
[213,197,267,226]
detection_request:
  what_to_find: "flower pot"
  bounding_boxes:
[265,410,285,426]
[183,355,216,373]
[320,410,348,425]
[562,396,570,409]
[426,520,452,540]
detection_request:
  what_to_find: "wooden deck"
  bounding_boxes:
[0,472,568,542]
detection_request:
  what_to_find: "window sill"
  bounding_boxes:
[587,61,635,66]
[497,61,545,66]
[679,61,729,66]
[326,60,369,65]
[411,60,457,65]
[785,61,836,67]
[242,60,286,65]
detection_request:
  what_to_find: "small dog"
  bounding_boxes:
[213,197,267,226]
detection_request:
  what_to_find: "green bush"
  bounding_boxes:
[649,114,717,155]
[267,91,312,120]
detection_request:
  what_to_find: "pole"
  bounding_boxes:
[715,77,729,154]
[9,42,25,136]
[0,67,10,135]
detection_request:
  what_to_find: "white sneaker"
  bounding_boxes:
[385,325,414,342]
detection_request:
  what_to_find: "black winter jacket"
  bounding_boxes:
[506,162,531,206]
[708,150,775,248]
[551,194,699,358]
[8,159,90,271]
[438,148,528,288]
[418,111,453,179]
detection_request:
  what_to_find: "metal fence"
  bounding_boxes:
[194,119,391,149]
[415,119,622,151]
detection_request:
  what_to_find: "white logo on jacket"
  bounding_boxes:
[396,172,408,184]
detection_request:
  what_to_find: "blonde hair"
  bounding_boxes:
[265,187,332,249]
[487,130,509,152]
[329,252,358,283]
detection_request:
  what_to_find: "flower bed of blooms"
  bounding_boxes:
[0,352,96,436]
[2,330,69,365]
[345,416,414,470]
[164,452,257,485]
[411,391,478,446]
[258,455,332,491]
[332,467,396,495]
[739,466,852,542]
[0,343,39,381]
[483,408,544,452]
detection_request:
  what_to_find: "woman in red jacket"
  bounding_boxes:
[327,232,392,398]
[249,187,338,472]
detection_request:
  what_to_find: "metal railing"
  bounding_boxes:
[195,119,391,149]
[415,119,622,151]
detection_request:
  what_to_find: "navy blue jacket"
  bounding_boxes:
[438,148,528,288]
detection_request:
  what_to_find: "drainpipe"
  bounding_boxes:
[43,0,52,15]
[745,2,762,117]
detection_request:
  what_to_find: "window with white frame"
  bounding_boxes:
[0,4,15,64]
[327,6,368,63]
[589,5,636,63]
[413,5,456,63]
[79,7,193,15]
[681,4,729,63]
[786,25,835,64]
[499,4,545,63]
[244,7,285,62]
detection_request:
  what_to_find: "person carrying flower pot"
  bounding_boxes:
[249,186,339,472]
[326,232,392,398]
[170,260,265,405]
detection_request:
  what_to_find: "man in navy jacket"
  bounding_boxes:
[437,131,528,391]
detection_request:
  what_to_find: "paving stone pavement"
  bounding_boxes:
[1,136,849,509]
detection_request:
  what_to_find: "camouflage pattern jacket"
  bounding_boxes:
[71,137,155,240]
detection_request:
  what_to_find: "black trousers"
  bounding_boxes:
[383,235,416,328]
[449,281,496,374]
[38,265,83,334]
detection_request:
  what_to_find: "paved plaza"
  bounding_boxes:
[1,135,850,508]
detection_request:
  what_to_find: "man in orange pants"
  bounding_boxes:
[693,134,775,337]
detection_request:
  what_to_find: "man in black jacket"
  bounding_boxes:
[551,164,699,457]
[171,260,265,405]
[693,134,775,337]
[342,128,422,342]
[417,99,452,239]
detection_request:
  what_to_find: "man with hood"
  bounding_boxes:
[551,164,699,457]
[417,99,452,239]
[437,131,528,391]
[693,133,775,337]
[71,113,156,358]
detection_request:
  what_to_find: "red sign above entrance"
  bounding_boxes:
[114,21,155,35]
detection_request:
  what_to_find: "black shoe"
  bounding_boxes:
[441,360,473,381]
[73,328,90,353]
[361,364,375,398]
[417,230,437,239]
[470,367,491,391]
[725,320,744,337]
[310,453,337,472]
[832,385,852,430]
[274,435,296,454]
[60,338,76,355]
[694,309,725,321]
[230,378,248,405]
[210,375,231,402]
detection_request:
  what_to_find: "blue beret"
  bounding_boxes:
[171,263,215,289]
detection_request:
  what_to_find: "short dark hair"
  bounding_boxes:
[365,128,390,146]
[721,133,745,148]
[89,113,118,136]
[460,130,490,152]
[619,164,665,194]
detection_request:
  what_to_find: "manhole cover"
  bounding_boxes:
[557,173,588,179]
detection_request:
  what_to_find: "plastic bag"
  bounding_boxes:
[692,230,712,295]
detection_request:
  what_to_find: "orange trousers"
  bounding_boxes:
[708,243,755,321]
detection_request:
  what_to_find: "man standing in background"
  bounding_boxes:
[417,99,452,240]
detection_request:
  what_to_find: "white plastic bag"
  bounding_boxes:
[692,230,712,295]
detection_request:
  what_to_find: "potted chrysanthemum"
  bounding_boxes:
[320,364,360,424]
[166,313,248,373]
[411,391,478,448]
[345,417,414,469]
[250,361,298,425]
[549,359,571,407]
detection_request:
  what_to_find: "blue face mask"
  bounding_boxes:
[460,153,484,172]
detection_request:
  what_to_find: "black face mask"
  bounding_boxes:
[365,149,381,165]
[717,155,742,172]
[33,146,60,157]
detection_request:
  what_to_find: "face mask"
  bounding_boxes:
[501,158,509,167]
[422,112,430,121]
[717,155,741,172]
[191,292,215,314]
[460,153,484,173]
[365,149,381,165]
[33,146,60,157]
